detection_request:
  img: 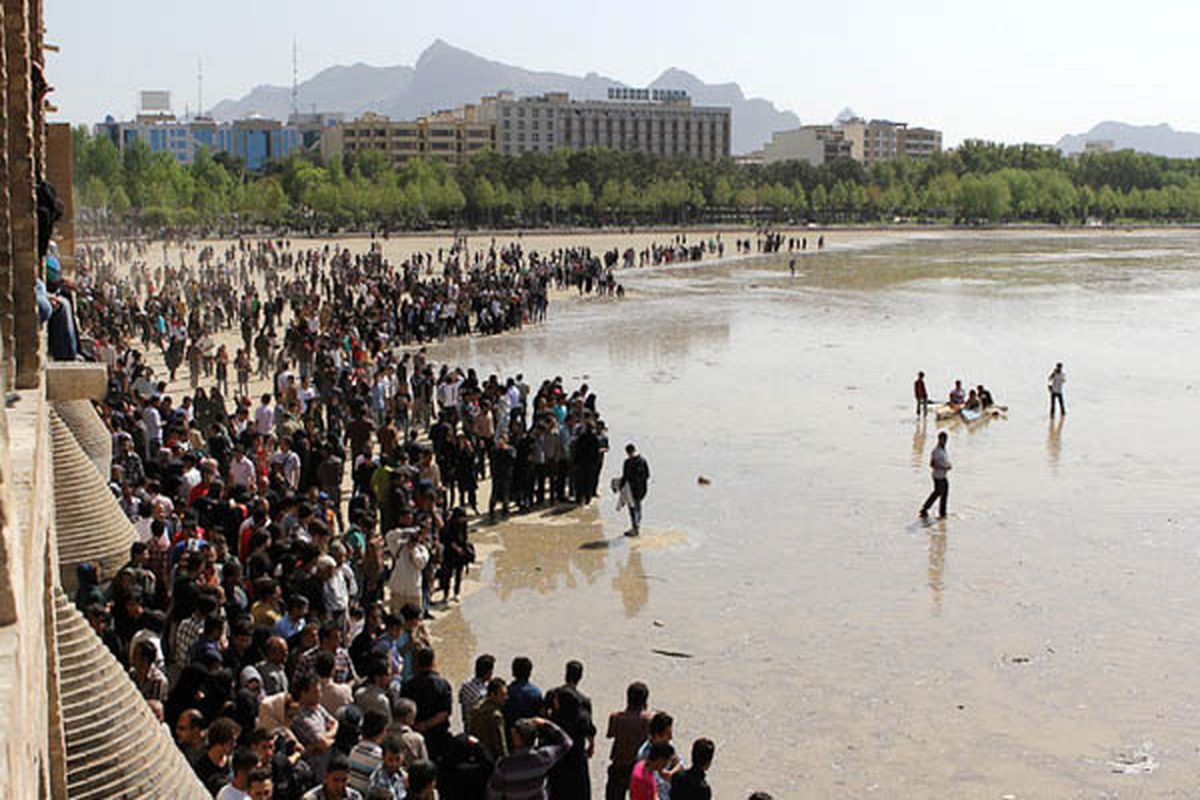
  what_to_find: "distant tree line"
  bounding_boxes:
[71,125,1200,234]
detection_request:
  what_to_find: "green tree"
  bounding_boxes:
[810,183,828,220]
[734,185,758,215]
[712,175,734,207]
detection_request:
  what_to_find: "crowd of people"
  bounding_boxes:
[50,232,763,799]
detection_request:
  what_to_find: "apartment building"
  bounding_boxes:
[758,125,854,165]
[321,110,494,169]
[749,117,940,168]
[838,118,943,166]
[477,89,731,161]
[95,113,301,169]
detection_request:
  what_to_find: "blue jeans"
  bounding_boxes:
[628,496,643,530]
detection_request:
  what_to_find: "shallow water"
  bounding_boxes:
[431,230,1200,798]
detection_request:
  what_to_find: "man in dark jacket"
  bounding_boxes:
[671,738,715,800]
[620,444,650,537]
[488,435,516,520]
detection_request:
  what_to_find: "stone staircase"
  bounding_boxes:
[51,400,112,478]
[50,410,134,594]
[52,587,210,799]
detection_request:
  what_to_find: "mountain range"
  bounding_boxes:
[209,39,800,155]
[1056,121,1200,158]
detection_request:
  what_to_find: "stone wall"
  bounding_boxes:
[0,371,58,799]
[0,0,65,796]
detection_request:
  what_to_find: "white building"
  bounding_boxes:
[477,90,731,161]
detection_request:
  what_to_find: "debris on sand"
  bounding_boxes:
[651,648,693,659]
[1107,743,1158,775]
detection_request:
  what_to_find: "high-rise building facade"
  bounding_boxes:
[477,90,731,160]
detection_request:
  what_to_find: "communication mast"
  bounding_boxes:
[291,37,299,117]
[197,58,203,118]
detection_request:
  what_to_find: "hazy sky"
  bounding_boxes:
[46,0,1200,146]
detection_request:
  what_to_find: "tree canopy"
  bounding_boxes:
[72,125,1200,232]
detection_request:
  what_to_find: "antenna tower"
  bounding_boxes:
[197,58,203,118]
[291,37,299,117]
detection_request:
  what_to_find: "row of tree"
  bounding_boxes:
[71,126,1200,232]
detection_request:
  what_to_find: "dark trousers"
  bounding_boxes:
[533,464,548,505]
[1050,391,1066,416]
[489,477,511,516]
[605,762,634,800]
[551,460,568,501]
[922,477,949,517]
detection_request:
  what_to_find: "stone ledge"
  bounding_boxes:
[45,363,107,402]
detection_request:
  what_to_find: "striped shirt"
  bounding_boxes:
[131,664,168,702]
[296,646,357,684]
[347,740,383,795]
[486,719,572,800]
[458,676,487,729]
[172,615,205,668]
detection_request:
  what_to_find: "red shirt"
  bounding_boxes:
[630,760,658,800]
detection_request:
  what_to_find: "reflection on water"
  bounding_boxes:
[486,509,605,600]
[927,529,947,616]
[605,314,730,367]
[612,547,649,618]
[911,417,928,467]
[1047,416,1064,468]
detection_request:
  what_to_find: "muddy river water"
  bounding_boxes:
[425,230,1200,798]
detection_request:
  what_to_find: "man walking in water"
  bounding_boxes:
[621,444,650,537]
[1048,362,1066,417]
[919,432,951,519]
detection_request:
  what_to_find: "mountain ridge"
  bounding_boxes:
[208,39,800,154]
[1056,121,1200,158]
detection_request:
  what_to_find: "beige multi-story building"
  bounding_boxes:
[837,118,943,166]
[321,110,494,169]
[758,125,854,166]
[477,89,731,161]
[749,118,940,168]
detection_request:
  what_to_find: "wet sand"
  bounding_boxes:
[421,228,1200,798]
[129,227,1200,797]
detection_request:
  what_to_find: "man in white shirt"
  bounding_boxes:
[919,431,952,519]
[180,454,203,500]
[1048,362,1066,417]
[272,439,302,491]
[384,525,429,616]
[142,397,162,454]
[299,377,317,414]
[255,394,275,436]
[228,446,256,490]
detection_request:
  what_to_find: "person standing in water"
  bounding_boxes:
[914,371,929,417]
[621,444,650,537]
[1048,362,1066,417]
[919,432,951,519]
